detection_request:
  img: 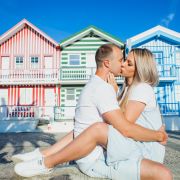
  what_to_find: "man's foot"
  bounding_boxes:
[14,157,53,177]
[11,148,42,163]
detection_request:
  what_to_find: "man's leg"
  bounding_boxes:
[140,159,173,180]
[15,122,109,178]
[44,122,108,168]
[41,130,74,157]
[12,130,74,163]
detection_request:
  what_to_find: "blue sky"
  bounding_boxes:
[0,0,179,42]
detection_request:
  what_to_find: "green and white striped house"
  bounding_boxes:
[59,26,124,119]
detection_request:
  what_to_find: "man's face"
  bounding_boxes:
[109,47,123,76]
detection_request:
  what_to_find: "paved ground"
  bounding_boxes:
[0,131,179,180]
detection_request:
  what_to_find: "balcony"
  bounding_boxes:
[0,64,177,85]
[60,67,124,84]
[158,64,177,82]
[158,103,180,116]
[60,64,178,84]
[0,105,75,121]
[0,105,58,120]
[0,69,59,85]
[0,103,179,122]
[59,103,180,120]
[176,65,180,82]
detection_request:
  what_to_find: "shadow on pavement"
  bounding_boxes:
[0,132,57,164]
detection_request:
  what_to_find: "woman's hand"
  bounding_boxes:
[158,125,168,145]
[107,73,119,93]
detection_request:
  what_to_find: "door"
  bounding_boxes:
[1,57,10,76]
[86,53,96,78]
[44,56,52,69]
[61,88,78,119]
[20,88,33,105]
[44,56,53,78]
[44,88,55,119]
[176,52,180,66]
[0,89,8,119]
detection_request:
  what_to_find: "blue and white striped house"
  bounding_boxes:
[59,26,124,119]
[127,25,180,130]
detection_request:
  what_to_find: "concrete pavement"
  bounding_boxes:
[0,131,179,180]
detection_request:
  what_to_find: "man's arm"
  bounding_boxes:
[103,108,167,142]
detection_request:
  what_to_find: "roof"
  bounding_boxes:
[0,19,59,46]
[127,25,180,47]
[60,25,124,48]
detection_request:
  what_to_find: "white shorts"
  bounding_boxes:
[106,125,145,165]
[78,152,142,180]
[77,124,143,180]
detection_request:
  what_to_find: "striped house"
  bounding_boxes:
[0,19,61,122]
[59,26,124,119]
[126,25,180,130]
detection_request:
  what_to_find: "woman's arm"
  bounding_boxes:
[103,109,166,142]
[124,101,167,145]
[107,72,146,123]
[106,74,167,143]
[124,100,146,123]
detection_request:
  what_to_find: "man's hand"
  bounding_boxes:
[159,125,168,145]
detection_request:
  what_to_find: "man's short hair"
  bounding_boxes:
[95,44,120,68]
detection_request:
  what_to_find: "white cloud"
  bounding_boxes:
[168,13,175,21]
[161,13,175,27]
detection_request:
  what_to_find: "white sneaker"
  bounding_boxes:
[14,157,53,177]
[11,148,42,163]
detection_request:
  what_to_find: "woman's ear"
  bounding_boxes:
[104,59,110,68]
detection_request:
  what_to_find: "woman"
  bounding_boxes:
[14,48,172,179]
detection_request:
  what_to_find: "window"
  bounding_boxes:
[155,86,165,103]
[175,85,180,101]
[69,54,80,65]
[31,57,39,69]
[1,57,10,70]
[66,89,75,100]
[176,51,180,65]
[152,52,163,65]
[15,56,24,69]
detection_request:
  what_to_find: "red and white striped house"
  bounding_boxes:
[0,19,61,121]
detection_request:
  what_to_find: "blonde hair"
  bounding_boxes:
[119,48,159,111]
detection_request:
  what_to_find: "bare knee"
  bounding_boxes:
[159,166,173,180]
[141,159,173,180]
[92,122,108,133]
[90,122,108,145]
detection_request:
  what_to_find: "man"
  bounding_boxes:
[14,44,172,179]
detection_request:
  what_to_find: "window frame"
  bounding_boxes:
[15,56,24,69]
[30,56,39,69]
[66,88,75,101]
[152,51,163,65]
[68,54,81,66]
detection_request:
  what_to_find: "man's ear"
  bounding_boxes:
[104,59,110,68]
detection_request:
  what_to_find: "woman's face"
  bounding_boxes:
[121,51,136,78]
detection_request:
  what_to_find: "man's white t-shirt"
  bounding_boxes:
[74,75,119,164]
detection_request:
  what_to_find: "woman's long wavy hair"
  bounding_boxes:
[118,48,159,111]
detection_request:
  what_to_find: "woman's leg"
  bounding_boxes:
[140,159,173,180]
[44,122,108,168]
[41,130,74,157]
